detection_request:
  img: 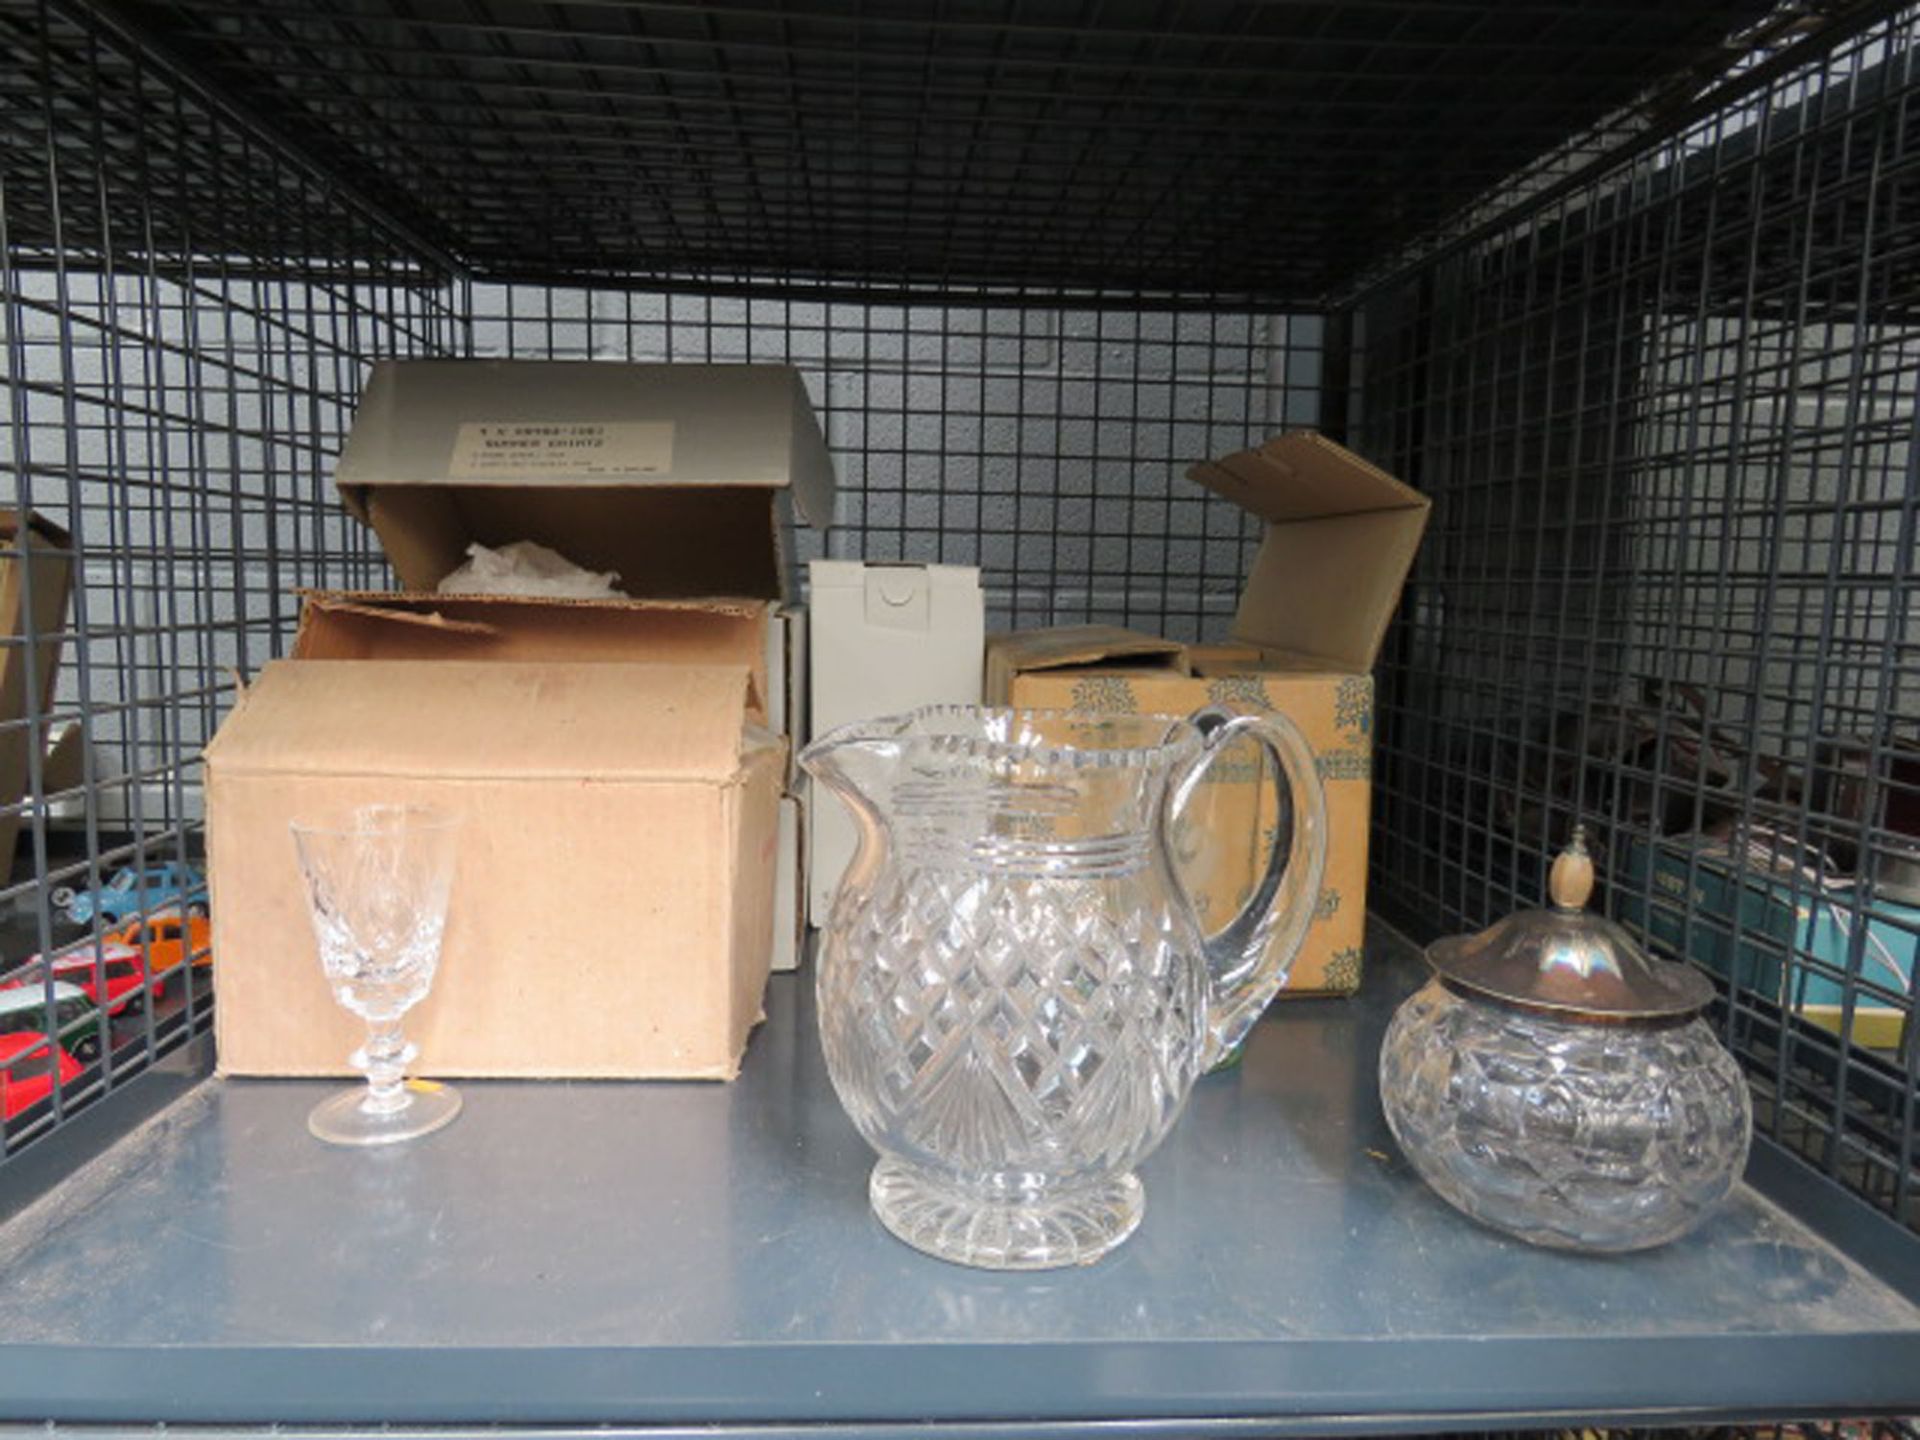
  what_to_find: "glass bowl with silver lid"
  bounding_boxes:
[1378,828,1752,1252]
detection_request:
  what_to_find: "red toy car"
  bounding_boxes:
[1,944,150,1016]
[0,1032,84,1121]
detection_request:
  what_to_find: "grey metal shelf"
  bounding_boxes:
[0,922,1917,1433]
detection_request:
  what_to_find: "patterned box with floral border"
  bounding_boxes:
[983,431,1427,997]
[990,649,1374,995]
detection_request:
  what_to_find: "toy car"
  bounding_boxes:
[49,862,206,926]
[0,982,103,1065]
[1,944,150,1017]
[0,1033,84,1121]
[105,910,212,979]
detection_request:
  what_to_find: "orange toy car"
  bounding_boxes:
[105,910,212,980]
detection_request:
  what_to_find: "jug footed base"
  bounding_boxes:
[869,1159,1143,1270]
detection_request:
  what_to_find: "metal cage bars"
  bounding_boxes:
[1357,6,1920,1233]
[100,0,1810,304]
[459,279,1320,635]
[0,0,459,1150]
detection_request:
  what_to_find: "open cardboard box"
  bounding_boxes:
[987,431,1428,996]
[0,512,72,877]
[206,361,833,1076]
[207,659,783,1078]
[294,587,811,974]
[336,359,827,745]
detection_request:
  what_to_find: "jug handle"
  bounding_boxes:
[1166,706,1329,1070]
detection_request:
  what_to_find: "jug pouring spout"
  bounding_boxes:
[799,718,908,897]
[798,716,907,809]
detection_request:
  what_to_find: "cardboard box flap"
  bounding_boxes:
[292,592,774,723]
[1189,645,1334,677]
[298,589,766,620]
[1188,431,1429,672]
[206,660,775,782]
[1,511,73,552]
[983,626,1187,707]
[300,595,500,638]
[334,361,835,599]
[1232,507,1427,671]
[1189,430,1423,524]
[990,624,1186,672]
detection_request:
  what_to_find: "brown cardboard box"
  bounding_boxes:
[206,360,834,1077]
[0,513,73,876]
[207,659,783,1078]
[332,359,832,955]
[985,431,1428,996]
[297,590,815,973]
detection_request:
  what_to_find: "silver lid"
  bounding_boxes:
[1426,828,1716,1022]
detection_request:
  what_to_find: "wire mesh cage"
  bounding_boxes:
[0,0,458,1150]
[1354,5,1920,1235]
[0,0,1916,1293]
[461,279,1321,634]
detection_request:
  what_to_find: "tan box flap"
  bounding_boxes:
[206,660,776,782]
[297,595,499,640]
[1186,643,1264,673]
[1,511,76,869]
[1188,430,1429,672]
[984,625,1187,703]
[1189,645,1335,677]
[0,510,73,554]
[1190,429,1420,523]
[335,360,835,600]
[292,591,773,723]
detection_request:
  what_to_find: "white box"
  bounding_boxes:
[772,792,806,972]
[807,561,984,923]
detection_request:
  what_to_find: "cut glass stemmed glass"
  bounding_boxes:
[289,803,463,1146]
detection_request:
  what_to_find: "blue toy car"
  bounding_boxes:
[50,863,206,926]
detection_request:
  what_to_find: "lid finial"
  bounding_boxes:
[1549,825,1595,912]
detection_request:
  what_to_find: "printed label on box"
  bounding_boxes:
[449,421,675,478]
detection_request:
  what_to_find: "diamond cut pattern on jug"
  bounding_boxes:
[824,864,1201,1186]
